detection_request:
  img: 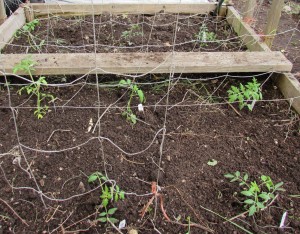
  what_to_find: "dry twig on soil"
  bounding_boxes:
[0,197,29,226]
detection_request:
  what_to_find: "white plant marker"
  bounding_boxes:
[138,103,144,112]
[87,118,93,132]
[279,211,287,228]
[119,219,126,229]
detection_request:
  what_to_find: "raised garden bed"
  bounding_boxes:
[0,2,299,234]
[3,13,245,54]
[0,74,300,233]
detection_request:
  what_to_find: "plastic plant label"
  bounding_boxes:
[119,219,126,229]
[138,103,144,112]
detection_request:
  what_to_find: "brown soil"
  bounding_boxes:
[3,14,246,54]
[0,4,300,234]
[0,75,299,234]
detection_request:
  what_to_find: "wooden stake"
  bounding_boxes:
[242,0,257,20]
[264,0,284,48]
[24,4,34,22]
[0,0,7,25]
[217,6,227,20]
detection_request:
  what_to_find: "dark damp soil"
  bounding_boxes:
[0,74,299,234]
[3,13,246,54]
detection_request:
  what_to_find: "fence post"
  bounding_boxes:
[24,4,34,22]
[264,0,284,48]
[0,0,7,25]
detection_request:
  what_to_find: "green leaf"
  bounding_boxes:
[108,218,119,224]
[97,217,107,222]
[108,208,117,215]
[228,94,238,103]
[250,181,260,192]
[88,174,98,183]
[132,85,139,92]
[102,198,109,208]
[130,114,137,124]
[244,199,254,204]
[115,193,119,202]
[248,205,256,216]
[261,175,267,181]
[256,202,265,209]
[207,159,218,166]
[235,171,240,177]
[120,191,125,200]
[230,178,239,182]
[231,86,239,93]
[258,193,270,201]
[99,212,107,217]
[241,191,253,197]
[119,79,128,87]
[243,174,248,181]
[274,182,284,190]
[137,89,145,103]
[224,174,234,179]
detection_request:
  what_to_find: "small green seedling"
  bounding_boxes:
[13,58,54,119]
[227,78,262,111]
[207,159,218,166]
[225,171,284,216]
[15,19,40,37]
[15,19,44,51]
[186,216,191,234]
[121,24,143,45]
[88,172,125,225]
[195,24,217,47]
[119,79,145,124]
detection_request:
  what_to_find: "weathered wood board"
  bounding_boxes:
[30,3,217,16]
[226,6,270,52]
[0,8,26,50]
[0,52,292,75]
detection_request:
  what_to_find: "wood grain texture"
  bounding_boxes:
[276,73,300,114]
[264,0,284,48]
[0,8,25,50]
[0,0,7,25]
[0,52,292,76]
[24,4,35,22]
[30,3,217,16]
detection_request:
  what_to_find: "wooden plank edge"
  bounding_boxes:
[0,52,292,76]
[0,8,26,51]
[30,3,217,17]
[275,73,300,115]
[226,6,271,52]
[0,0,7,25]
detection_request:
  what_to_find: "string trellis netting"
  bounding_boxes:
[0,0,300,233]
